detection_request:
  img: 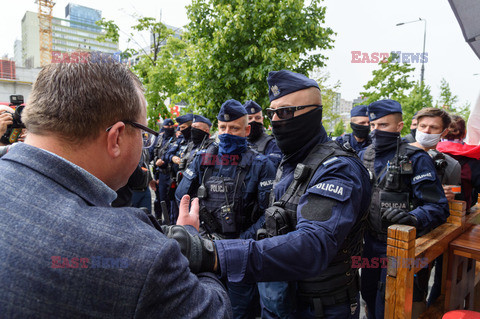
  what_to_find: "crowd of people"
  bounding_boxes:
[0,55,479,319]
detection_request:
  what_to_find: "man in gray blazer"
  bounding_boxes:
[0,55,231,318]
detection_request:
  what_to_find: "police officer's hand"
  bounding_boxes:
[172,156,181,165]
[155,158,164,166]
[149,179,158,191]
[162,225,217,274]
[382,208,418,227]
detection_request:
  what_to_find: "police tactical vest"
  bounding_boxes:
[250,133,274,154]
[198,144,256,237]
[362,142,421,242]
[181,138,214,172]
[265,140,367,308]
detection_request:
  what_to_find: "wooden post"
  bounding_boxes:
[385,225,416,318]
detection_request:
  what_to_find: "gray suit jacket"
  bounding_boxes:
[0,143,231,318]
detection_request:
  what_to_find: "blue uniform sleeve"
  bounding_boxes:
[238,155,275,240]
[408,152,449,231]
[163,141,180,163]
[175,154,201,203]
[264,139,283,168]
[216,156,371,283]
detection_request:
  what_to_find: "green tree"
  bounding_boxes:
[96,17,188,128]
[401,81,433,135]
[181,0,335,123]
[436,78,471,120]
[333,120,345,137]
[311,68,341,134]
[360,53,415,104]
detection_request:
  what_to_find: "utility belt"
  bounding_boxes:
[298,275,359,318]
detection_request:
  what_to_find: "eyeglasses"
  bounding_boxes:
[266,104,322,120]
[106,120,159,149]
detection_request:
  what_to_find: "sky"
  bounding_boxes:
[1,0,479,111]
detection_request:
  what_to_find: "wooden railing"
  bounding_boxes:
[384,198,480,318]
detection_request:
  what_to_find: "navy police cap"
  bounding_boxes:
[367,99,402,121]
[244,100,262,114]
[163,118,174,126]
[350,105,368,118]
[176,113,193,125]
[217,99,247,122]
[193,114,212,127]
[267,70,320,102]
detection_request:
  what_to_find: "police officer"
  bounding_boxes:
[177,114,215,180]
[404,112,418,143]
[358,100,449,319]
[335,105,372,153]
[169,70,372,319]
[244,100,282,167]
[150,118,176,221]
[163,113,193,223]
[175,99,276,319]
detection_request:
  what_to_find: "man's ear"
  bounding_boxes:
[245,124,251,137]
[106,122,125,158]
[397,121,404,132]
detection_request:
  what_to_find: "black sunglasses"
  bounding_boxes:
[266,104,322,120]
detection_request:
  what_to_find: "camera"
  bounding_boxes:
[1,95,26,145]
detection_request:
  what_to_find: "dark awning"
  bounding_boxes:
[448,0,480,60]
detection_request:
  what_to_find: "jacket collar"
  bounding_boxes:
[3,143,117,207]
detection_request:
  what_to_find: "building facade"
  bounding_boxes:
[21,3,118,68]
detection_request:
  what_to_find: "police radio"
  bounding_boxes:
[384,136,412,191]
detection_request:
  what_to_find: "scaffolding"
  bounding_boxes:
[37,0,55,67]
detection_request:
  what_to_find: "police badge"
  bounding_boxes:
[271,85,280,97]
[224,114,230,121]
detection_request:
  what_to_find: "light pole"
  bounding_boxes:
[396,18,427,86]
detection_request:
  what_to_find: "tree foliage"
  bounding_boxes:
[180,0,335,123]
[436,78,471,120]
[96,17,187,128]
[360,53,415,105]
[333,120,344,137]
[311,68,341,134]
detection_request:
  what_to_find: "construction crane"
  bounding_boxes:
[37,0,55,67]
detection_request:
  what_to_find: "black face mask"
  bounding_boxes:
[371,129,400,151]
[191,127,209,145]
[164,127,175,137]
[248,121,265,142]
[180,126,191,140]
[410,128,417,139]
[350,122,370,139]
[271,107,323,156]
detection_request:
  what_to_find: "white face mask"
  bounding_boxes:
[415,129,444,148]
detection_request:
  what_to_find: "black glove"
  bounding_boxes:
[381,208,418,227]
[161,225,217,274]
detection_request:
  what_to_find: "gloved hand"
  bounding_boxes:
[162,225,217,274]
[381,208,418,227]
